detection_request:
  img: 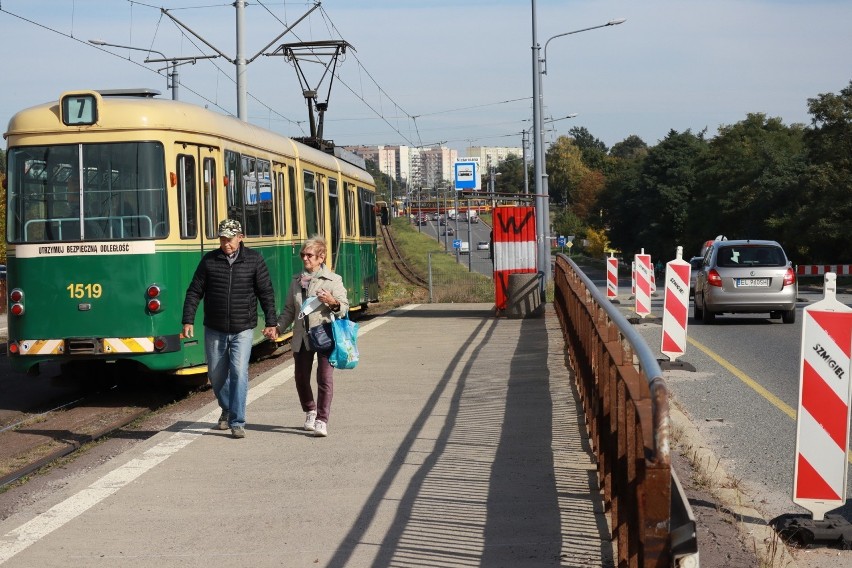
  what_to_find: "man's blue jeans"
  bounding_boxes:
[205,327,253,428]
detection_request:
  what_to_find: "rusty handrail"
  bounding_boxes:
[553,254,695,567]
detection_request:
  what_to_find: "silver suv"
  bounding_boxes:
[693,239,797,324]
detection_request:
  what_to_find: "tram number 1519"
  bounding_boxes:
[67,283,103,299]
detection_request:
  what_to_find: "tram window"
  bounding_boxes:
[344,184,356,237]
[275,171,286,236]
[225,150,243,225]
[178,154,198,239]
[358,187,376,237]
[203,158,218,239]
[288,166,299,237]
[7,142,166,243]
[328,178,340,265]
[317,177,326,237]
[259,160,274,236]
[242,156,259,237]
[304,170,318,236]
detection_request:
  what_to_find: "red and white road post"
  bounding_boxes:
[606,254,618,300]
[793,272,852,521]
[660,246,691,362]
[634,250,652,318]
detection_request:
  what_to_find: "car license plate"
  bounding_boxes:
[737,278,770,287]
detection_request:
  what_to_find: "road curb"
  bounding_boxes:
[669,400,800,567]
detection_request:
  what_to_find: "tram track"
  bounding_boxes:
[0,296,379,493]
[0,347,295,492]
[380,224,429,289]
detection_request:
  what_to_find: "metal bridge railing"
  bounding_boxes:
[553,253,698,567]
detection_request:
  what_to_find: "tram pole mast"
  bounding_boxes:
[160,2,321,122]
[236,0,248,121]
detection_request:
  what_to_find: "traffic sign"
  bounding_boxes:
[793,273,852,521]
[452,239,461,249]
[634,251,652,318]
[557,236,566,247]
[454,158,480,191]
[660,246,690,361]
[606,256,618,299]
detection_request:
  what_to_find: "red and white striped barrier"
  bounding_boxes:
[793,273,852,521]
[606,256,618,299]
[492,206,537,311]
[661,247,690,362]
[634,251,652,318]
[797,265,852,276]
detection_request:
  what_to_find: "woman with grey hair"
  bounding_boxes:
[277,236,349,437]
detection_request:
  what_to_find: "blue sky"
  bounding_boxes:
[1,0,850,153]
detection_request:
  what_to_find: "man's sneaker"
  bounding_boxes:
[231,426,246,439]
[304,410,318,431]
[215,411,230,430]
[313,420,328,437]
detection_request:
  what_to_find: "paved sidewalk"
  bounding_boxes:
[0,304,613,567]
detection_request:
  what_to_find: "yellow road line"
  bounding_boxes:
[687,335,852,464]
[687,336,796,420]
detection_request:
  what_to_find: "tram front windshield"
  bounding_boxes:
[6,142,168,243]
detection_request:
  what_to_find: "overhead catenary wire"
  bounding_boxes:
[1,0,531,148]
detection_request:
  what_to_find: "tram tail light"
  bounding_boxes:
[8,342,18,354]
[146,284,162,313]
[154,337,167,351]
[9,288,24,316]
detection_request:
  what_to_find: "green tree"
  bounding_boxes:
[637,130,708,261]
[797,81,852,261]
[602,130,707,260]
[545,136,589,207]
[568,126,608,171]
[692,113,805,254]
[610,135,649,160]
[495,153,528,195]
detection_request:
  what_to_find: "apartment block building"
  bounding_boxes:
[344,144,457,190]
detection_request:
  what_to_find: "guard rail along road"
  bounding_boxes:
[553,253,698,568]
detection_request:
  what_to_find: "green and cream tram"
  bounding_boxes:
[4,89,378,376]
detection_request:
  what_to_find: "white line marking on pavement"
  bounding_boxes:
[0,306,404,564]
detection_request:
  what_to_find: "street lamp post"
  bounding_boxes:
[530,6,625,283]
[89,39,217,100]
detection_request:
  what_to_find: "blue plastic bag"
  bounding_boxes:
[329,315,359,369]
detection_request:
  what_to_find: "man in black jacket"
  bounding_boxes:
[182,219,278,438]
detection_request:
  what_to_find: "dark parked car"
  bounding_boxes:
[688,256,703,297]
[693,240,797,324]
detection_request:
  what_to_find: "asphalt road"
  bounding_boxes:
[607,281,852,567]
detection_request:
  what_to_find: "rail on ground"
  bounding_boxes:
[379,224,428,288]
[553,253,698,568]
